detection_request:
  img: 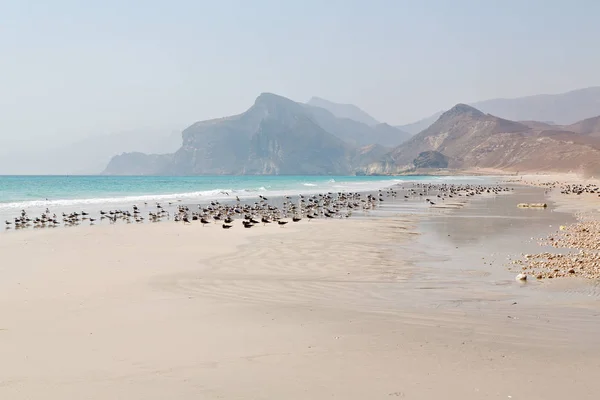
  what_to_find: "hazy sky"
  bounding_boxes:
[1,0,599,153]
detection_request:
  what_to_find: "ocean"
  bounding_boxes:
[0,175,488,221]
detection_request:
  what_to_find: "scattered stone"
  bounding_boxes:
[505,181,600,280]
[515,273,527,281]
[517,203,548,208]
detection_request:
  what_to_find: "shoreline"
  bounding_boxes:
[0,174,491,227]
[1,175,599,399]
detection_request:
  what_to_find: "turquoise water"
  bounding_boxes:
[0,175,487,212]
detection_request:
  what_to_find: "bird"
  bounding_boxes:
[278,220,288,227]
[222,223,233,229]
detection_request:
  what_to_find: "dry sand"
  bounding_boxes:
[1,184,600,399]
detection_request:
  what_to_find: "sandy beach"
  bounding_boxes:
[1,180,600,399]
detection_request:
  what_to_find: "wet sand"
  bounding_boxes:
[1,182,600,399]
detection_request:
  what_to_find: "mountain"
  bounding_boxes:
[303,104,411,147]
[307,96,380,126]
[395,112,443,135]
[371,123,412,147]
[472,87,600,125]
[563,115,600,137]
[104,93,396,176]
[104,91,600,177]
[305,97,411,145]
[397,86,600,136]
[385,104,531,168]
[412,151,449,169]
[102,152,173,175]
[365,104,600,175]
[351,144,391,169]
[518,120,557,130]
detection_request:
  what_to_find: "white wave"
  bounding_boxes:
[0,177,406,216]
[240,186,269,193]
[0,189,236,211]
[430,175,487,181]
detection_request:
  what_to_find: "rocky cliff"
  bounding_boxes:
[103,93,405,175]
[413,151,449,169]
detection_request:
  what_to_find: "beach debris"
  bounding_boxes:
[517,203,547,208]
[515,273,527,281]
[508,212,600,280]
[503,180,600,280]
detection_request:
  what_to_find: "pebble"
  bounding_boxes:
[515,273,527,281]
[505,181,600,280]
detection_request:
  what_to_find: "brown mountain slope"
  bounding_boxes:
[563,115,600,137]
[519,120,557,130]
[384,104,532,167]
[365,105,600,175]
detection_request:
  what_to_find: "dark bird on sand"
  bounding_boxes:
[222,223,233,229]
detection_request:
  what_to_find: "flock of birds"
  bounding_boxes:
[529,181,600,196]
[4,183,513,232]
[559,183,599,196]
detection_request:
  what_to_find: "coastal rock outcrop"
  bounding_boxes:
[102,152,173,176]
[412,151,449,169]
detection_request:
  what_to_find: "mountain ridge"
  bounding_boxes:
[398,86,600,134]
[365,103,600,176]
[307,96,380,126]
[103,93,408,175]
[102,90,600,177]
